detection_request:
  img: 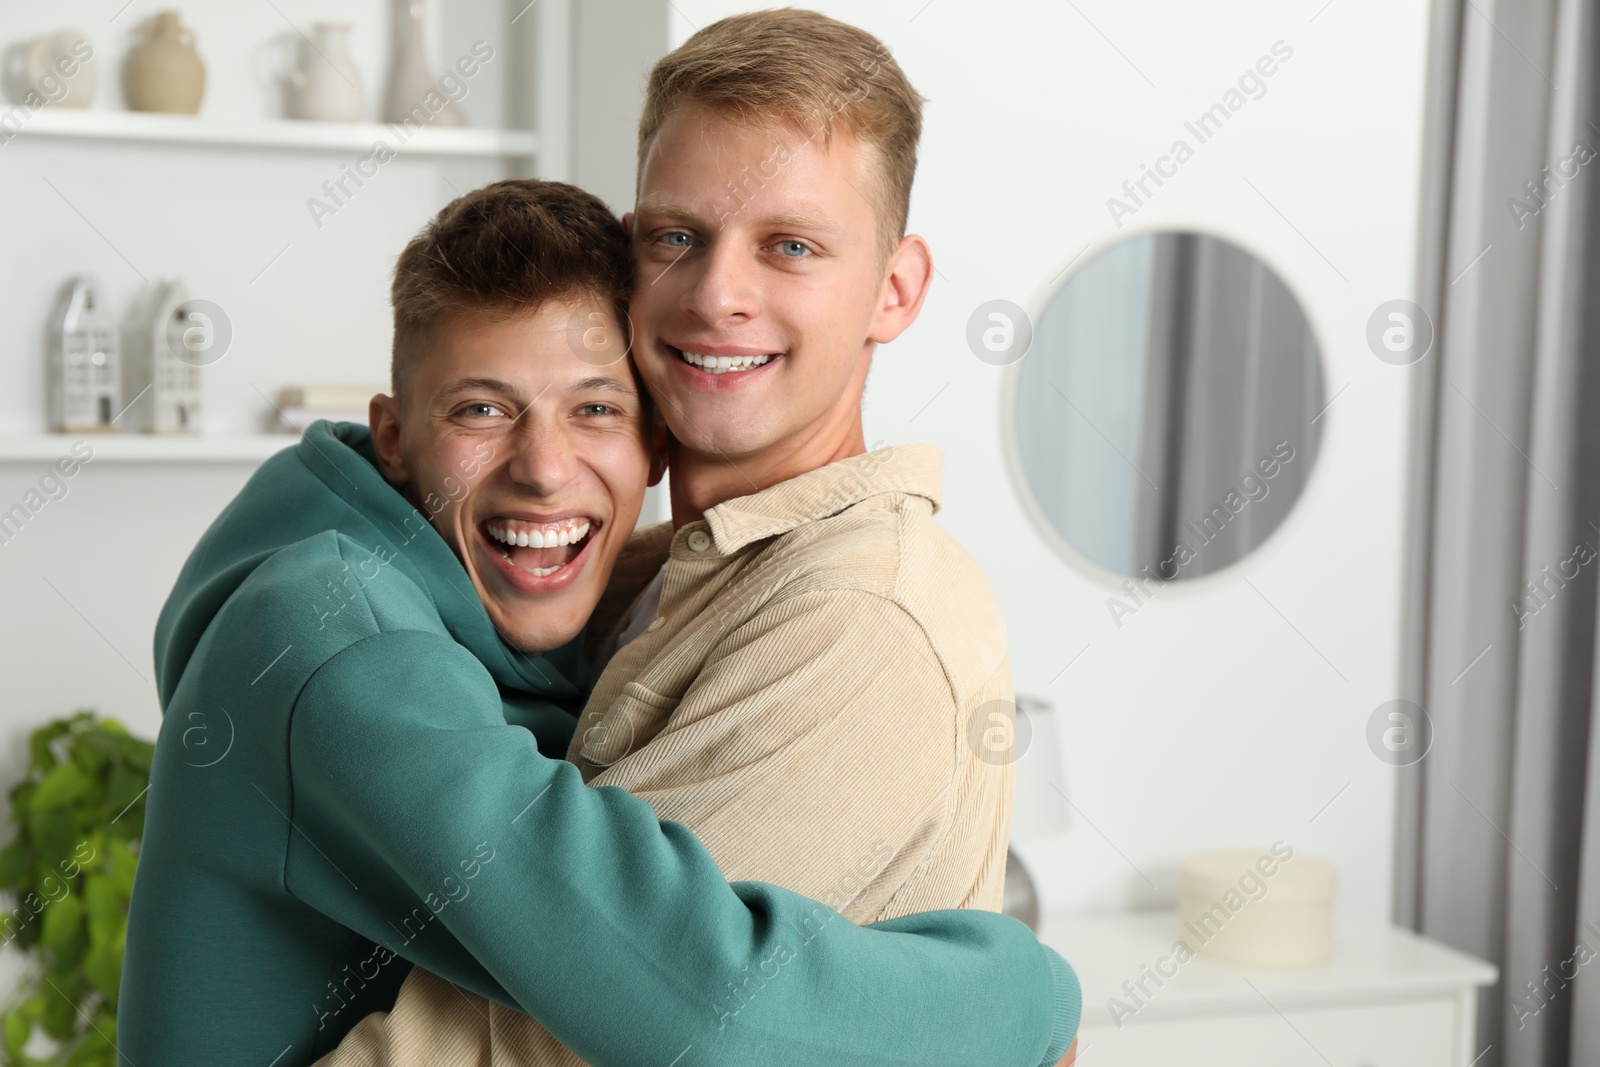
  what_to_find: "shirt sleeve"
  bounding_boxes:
[287,626,1075,1067]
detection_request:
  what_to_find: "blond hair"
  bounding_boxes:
[637,8,925,257]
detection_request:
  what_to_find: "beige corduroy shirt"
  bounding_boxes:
[317,444,1018,1066]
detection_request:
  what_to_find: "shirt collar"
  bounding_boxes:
[702,444,944,553]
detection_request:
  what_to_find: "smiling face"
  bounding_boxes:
[371,294,659,652]
[626,104,931,501]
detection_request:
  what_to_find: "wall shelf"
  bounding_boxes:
[0,433,299,464]
[9,108,538,158]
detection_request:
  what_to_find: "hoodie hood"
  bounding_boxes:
[153,420,593,713]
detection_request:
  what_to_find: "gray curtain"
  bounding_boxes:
[1133,234,1321,580]
[1398,1,1600,1065]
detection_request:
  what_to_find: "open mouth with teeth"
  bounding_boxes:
[670,345,782,376]
[481,516,598,581]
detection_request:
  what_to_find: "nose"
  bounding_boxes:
[503,411,578,497]
[679,238,761,326]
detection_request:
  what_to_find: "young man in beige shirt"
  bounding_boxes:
[323,9,1077,1065]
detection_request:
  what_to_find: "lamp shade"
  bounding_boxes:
[1009,693,1071,841]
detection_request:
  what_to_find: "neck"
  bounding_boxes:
[668,409,867,528]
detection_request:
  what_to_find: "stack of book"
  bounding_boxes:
[276,385,384,432]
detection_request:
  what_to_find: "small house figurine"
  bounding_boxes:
[47,275,120,432]
[123,279,202,433]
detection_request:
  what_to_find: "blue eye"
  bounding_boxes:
[662,232,693,248]
[460,403,502,419]
[777,241,809,257]
[579,404,616,417]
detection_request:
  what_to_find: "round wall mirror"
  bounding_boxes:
[1011,231,1323,582]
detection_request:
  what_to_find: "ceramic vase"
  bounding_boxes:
[21,31,97,108]
[382,0,462,126]
[287,23,364,122]
[126,10,204,115]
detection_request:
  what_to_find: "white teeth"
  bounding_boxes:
[492,545,561,577]
[678,349,775,375]
[487,519,592,552]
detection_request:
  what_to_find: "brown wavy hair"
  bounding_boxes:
[389,179,633,399]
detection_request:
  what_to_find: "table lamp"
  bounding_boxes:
[1003,693,1071,931]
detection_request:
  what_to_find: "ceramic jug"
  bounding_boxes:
[126,11,204,115]
[20,31,97,108]
[382,0,463,126]
[287,23,364,122]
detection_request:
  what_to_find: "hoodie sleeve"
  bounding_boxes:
[287,627,1078,1067]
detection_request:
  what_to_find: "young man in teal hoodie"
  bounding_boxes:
[118,176,1079,1065]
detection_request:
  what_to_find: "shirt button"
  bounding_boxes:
[686,530,713,553]
[646,616,665,632]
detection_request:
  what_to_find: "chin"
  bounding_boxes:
[671,410,783,458]
[496,612,582,654]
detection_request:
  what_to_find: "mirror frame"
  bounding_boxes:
[998,223,1335,592]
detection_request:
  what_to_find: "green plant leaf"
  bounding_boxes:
[26,807,74,873]
[126,744,154,777]
[103,767,145,824]
[3,1007,28,1056]
[0,839,32,892]
[71,731,111,777]
[8,780,35,817]
[64,1011,117,1067]
[30,764,90,811]
[39,890,82,956]
[77,833,104,876]
[40,987,75,1042]
[82,940,121,1002]
[104,840,137,901]
[3,904,40,952]
[27,721,72,775]
[82,876,119,949]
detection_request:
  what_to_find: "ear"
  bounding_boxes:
[868,234,934,346]
[369,394,410,488]
[621,212,634,238]
[646,406,669,488]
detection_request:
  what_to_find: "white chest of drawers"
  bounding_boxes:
[1038,911,1499,1066]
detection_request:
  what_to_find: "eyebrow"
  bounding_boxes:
[436,375,637,402]
[437,377,519,400]
[635,196,842,235]
[574,376,637,397]
[757,211,843,234]
[634,196,702,223]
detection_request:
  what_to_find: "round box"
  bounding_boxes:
[1177,847,1337,968]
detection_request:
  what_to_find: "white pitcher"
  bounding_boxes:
[286,23,364,122]
[20,30,97,109]
[382,0,463,126]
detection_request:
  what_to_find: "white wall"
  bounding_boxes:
[668,0,1432,921]
[573,0,670,215]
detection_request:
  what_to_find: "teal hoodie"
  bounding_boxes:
[119,420,1081,1065]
